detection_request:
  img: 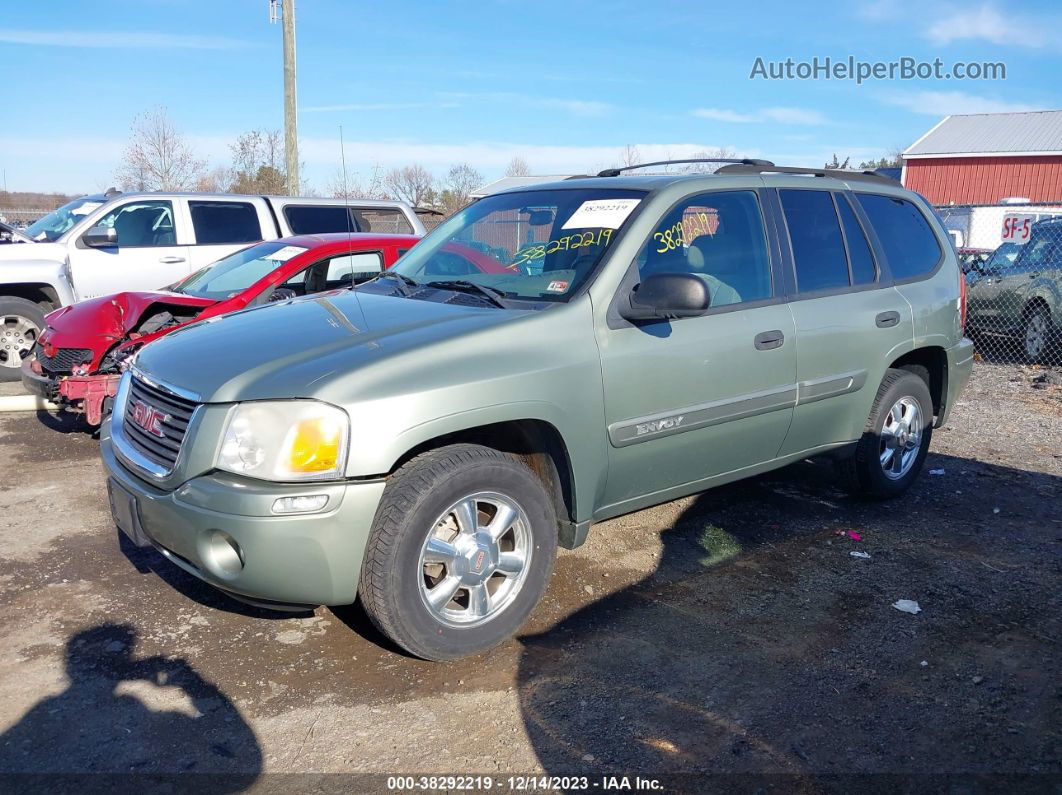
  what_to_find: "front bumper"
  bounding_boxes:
[939,337,975,426]
[20,359,59,401]
[100,418,386,607]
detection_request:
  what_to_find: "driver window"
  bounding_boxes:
[636,191,772,307]
[91,200,176,247]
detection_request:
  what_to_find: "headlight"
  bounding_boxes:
[217,401,349,481]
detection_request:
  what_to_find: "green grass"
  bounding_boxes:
[698,524,742,568]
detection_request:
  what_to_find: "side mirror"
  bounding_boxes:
[83,225,118,248]
[619,272,711,322]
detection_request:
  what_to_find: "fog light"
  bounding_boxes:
[205,531,244,578]
[272,494,329,514]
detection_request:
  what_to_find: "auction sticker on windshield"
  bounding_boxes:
[562,198,641,230]
[71,202,103,216]
[265,245,308,261]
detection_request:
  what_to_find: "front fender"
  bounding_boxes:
[346,399,607,524]
[0,258,75,306]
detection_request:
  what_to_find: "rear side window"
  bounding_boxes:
[837,196,876,284]
[325,251,384,283]
[353,208,414,234]
[190,201,261,245]
[856,194,942,281]
[780,190,849,292]
[284,205,358,234]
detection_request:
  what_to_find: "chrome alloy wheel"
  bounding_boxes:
[0,314,38,370]
[879,396,923,480]
[418,492,532,627]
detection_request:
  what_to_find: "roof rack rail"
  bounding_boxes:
[714,163,900,185]
[596,158,774,178]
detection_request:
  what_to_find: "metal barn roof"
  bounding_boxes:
[904,110,1062,158]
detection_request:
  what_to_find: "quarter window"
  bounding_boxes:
[92,200,175,247]
[837,196,877,285]
[637,190,772,307]
[856,194,942,281]
[189,201,261,245]
[780,190,849,292]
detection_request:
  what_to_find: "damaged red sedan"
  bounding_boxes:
[22,233,421,425]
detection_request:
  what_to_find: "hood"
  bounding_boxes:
[0,221,33,244]
[43,291,217,353]
[0,241,64,262]
[135,289,530,403]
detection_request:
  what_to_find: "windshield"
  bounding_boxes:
[389,187,646,302]
[24,197,106,242]
[985,242,1019,270]
[1014,232,1061,270]
[172,241,308,300]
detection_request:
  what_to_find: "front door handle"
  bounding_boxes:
[158,256,186,264]
[754,330,785,350]
[876,311,901,328]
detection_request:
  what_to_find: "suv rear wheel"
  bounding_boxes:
[358,444,557,661]
[840,368,933,498]
[0,297,45,382]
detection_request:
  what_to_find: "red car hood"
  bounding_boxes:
[42,291,218,356]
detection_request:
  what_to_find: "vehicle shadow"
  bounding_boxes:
[515,453,1060,787]
[0,623,262,790]
[117,531,312,620]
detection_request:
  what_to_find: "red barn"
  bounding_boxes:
[902,110,1062,205]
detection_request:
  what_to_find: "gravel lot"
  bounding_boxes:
[0,364,1058,791]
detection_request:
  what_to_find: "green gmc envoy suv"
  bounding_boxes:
[100,160,974,660]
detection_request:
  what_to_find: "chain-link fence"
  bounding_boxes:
[935,202,1062,366]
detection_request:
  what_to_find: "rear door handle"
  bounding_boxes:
[875,311,900,328]
[158,256,186,264]
[754,330,785,350]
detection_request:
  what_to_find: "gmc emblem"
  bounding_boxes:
[130,399,170,438]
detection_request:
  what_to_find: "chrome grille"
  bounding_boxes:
[35,344,92,375]
[122,375,197,472]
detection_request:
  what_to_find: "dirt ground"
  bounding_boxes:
[0,365,1058,792]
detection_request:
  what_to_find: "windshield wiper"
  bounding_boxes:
[372,271,419,296]
[425,280,514,309]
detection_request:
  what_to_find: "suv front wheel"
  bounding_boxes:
[358,444,557,661]
[840,368,934,498]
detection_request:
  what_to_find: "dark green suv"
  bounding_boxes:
[100,160,974,660]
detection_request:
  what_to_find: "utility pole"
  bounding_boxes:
[279,0,299,194]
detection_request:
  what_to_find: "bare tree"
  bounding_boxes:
[115,107,206,191]
[329,162,388,200]
[196,165,231,193]
[682,146,737,173]
[438,163,483,215]
[620,144,640,168]
[505,156,530,177]
[384,164,436,208]
[230,129,287,194]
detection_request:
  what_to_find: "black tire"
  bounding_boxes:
[0,296,45,382]
[358,444,557,661]
[839,368,934,499]
[1021,305,1051,365]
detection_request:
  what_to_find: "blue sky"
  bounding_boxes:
[1,0,1060,193]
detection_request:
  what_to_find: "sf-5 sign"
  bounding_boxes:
[1001,214,1036,244]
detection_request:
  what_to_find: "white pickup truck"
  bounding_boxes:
[0,191,426,380]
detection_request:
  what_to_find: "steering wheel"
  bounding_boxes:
[268,287,298,302]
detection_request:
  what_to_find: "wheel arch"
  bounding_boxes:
[888,346,947,422]
[1,283,61,311]
[385,417,584,548]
